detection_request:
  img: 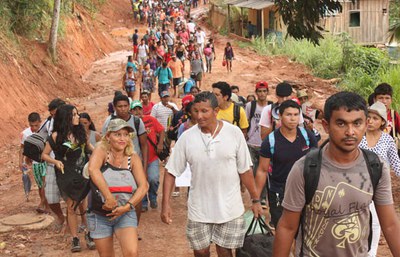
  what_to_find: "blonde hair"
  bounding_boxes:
[99,131,135,156]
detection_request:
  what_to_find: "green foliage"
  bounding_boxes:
[342,34,389,75]
[2,0,53,38]
[0,0,106,40]
[240,32,400,109]
[341,65,400,111]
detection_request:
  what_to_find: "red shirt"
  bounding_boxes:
[142,102,155,115]
[142,115,164,163]
[385,109,400,136]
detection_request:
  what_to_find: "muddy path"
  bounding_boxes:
[0,4,397,257]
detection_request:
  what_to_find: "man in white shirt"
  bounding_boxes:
[161,91,262,257]
[187,18,196,36]
[20,112,49,211]
[195,27,206,53]
[259,82,304,140]
[150,91,179,130]
[137,39,149,67]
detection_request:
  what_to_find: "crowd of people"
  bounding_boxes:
[17,0,400,256]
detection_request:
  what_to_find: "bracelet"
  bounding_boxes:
[252,199,260,204]
[127,202,135,210]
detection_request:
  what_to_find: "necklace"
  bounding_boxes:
[110,151,124,168]
[199,121,220,154]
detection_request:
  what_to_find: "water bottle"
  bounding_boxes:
[21,163,28,175]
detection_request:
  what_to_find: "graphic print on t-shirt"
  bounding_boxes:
[304,181,371,256]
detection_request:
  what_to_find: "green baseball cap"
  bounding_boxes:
[130,100,143,110]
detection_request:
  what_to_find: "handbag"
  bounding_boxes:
[148,136,170,161]
[391,110,400,150]
[222,59,227,66]
[236,217,274,257]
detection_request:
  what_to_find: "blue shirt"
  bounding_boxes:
[155,67,172,84]
[184,79,196,94]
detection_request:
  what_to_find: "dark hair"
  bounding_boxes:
[48,98,66,111]
[28,112,41,123]
[53,104,87,147]
[368,93,375,106]
[279,100,301,115]
[230,85,239,91]
[185,102,194,117]
[324,92,367,122]
[212,81,232,100]
[162,62,167,67]
[374,83,393,97]
[113,94,129,106]
[141,91,150,96]
[79,112,96,131]
[193,91,218,109]
[247,94,256,102]
[114,90,124,97]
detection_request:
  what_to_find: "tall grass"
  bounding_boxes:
[240,33,399,109]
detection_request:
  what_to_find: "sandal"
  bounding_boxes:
[53,222,64,234]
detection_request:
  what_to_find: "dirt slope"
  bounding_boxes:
[0,0,133,146]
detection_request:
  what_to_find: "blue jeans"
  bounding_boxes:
[87,210,137,239]
[142,159,160,207]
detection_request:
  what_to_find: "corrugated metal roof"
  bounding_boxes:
[227,0,275,10]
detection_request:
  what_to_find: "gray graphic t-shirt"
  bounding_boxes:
[283,145,392,257]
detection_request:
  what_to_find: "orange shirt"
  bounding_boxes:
[168,60,184,78]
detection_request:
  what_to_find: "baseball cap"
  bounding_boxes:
[276,82,292,97]
[297,89,308,99]
[107,118,134,133]
[130,100,143,109]
[182,94,195,108]
[368,101,387,127]
[160,91,170,98]
[256,81,268,90]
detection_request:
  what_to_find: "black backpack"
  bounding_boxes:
[233,103,242,127]
[299,140,383,255]
[23,117,51,162]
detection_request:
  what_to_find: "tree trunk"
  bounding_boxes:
[48,0,61,63]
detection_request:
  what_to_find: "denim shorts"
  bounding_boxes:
[87,210,138,239]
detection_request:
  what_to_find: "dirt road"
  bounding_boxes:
[0,3,397,257]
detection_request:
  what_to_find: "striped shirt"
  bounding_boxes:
[151,102,178,130]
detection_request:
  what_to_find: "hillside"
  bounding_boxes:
[0,0,131,145]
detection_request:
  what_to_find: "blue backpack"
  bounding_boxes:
[268,127,310,155]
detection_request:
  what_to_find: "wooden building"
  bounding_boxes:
[225,0,389,45]
[321,0,389,44]
[226,0,283,39]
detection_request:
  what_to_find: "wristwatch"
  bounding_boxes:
[252,199,261,204]
[127,202,135,210]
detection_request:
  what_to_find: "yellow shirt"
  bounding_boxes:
[217,102,249,129]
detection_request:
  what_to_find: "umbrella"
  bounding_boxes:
[22,171,31,201]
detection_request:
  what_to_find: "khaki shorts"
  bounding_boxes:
[186,215,246,250]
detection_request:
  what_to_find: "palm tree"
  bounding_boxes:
[388,22,400,43]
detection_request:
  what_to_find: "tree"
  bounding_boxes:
[48,0,61,62]
[388,0,400,43]
[275,0,343,45]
